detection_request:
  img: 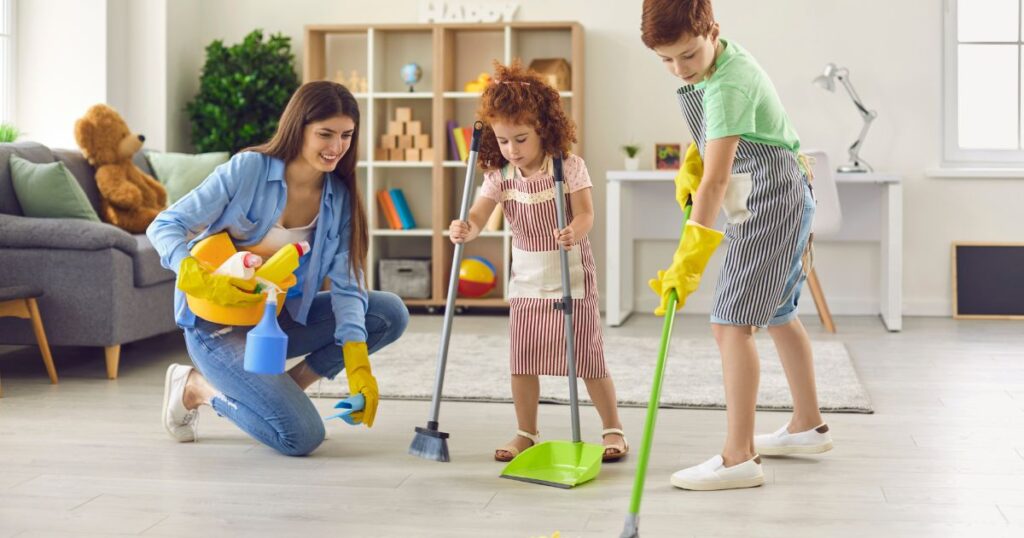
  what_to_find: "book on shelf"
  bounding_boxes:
[452,126,468,161]
[388,188,417,229]
[446,120,459,161]
[376,190,402,230]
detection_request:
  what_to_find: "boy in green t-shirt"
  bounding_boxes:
[641,0,833,492]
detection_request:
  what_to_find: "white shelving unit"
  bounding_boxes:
[305,22,584,309]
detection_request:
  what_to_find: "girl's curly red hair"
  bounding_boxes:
[476,60,577,171]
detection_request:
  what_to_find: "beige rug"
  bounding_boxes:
[308,332,873,413]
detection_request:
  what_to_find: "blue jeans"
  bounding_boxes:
[711,179,816,327]
[183,291,409,456]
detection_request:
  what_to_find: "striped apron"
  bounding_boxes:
[499,162,608,378]
[677,84,807,327]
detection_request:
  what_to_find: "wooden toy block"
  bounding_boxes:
[381,134,398,149]
[395,107,412,122]
[405,148,421,161]
[414,134,430,148]
[406,121,422,136]
[390,148,406,161]
[419,148,434,161]
[387,121,405,135]
[375,147,390,161]
[398,135,414,150]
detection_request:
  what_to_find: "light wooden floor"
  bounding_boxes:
[1,314,1023,537]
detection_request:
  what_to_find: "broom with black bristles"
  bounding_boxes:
[409,121,484,462]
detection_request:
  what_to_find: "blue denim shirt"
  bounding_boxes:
[146,151,368,345]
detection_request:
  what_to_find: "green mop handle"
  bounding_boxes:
[626,202,691,517]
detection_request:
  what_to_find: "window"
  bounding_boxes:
[944,0,1024,166]
[0,0,12,125]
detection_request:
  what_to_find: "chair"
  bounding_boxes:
[803,150,840,333]
[0,285,59,396]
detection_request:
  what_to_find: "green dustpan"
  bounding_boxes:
[500,155,603,489]
[500,440,604,489]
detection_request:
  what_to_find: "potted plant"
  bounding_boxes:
[187,29,300,154]
[0,123,19,143]
[622,144,641,171]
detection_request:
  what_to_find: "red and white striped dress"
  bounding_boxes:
[479,154,608,379]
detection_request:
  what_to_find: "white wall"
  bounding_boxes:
[16,0,108,149]
[19,0,1021,316]
[16,0,169,151]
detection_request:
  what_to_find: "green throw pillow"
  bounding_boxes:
[147,151,229,203]
[9,155,101,221]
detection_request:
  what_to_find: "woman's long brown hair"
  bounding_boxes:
[247,81,368,286]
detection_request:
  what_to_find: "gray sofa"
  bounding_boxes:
[0,141,178,379]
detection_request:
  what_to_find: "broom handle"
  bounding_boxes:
[626,202,690,517]
[552,155,581,444]
[428,122,484,424]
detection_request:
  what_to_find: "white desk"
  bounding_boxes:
[606,170,903,331]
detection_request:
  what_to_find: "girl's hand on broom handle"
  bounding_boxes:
[552,225,575,251]
[449,219,479,244]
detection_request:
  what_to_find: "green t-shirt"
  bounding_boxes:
[698,39,801,157]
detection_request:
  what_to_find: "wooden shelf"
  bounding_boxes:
[370,161,433,168]
[374,92,433,99]
[373,229,433,237]
[305,21,583,309]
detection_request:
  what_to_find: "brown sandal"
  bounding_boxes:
[602,428,629,462]
[494,430,540,462]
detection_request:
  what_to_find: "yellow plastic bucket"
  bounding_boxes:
[185,232,296,326]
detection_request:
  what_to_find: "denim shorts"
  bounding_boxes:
[710,179,815,328]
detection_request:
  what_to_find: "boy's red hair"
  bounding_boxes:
[476,60,577,171]
[640,0,716,49]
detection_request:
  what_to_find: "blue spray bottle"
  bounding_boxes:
[243,287,288,375]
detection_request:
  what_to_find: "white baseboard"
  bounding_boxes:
[622,296,954,318]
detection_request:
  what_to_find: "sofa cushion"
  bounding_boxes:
[9,156,102,222]
[133,233,176,287]
[52,148,103,217]
[147,151,229,203]
[52,148,159,217]
[0,141,55,216]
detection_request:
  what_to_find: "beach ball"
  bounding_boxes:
[458,256,497,297]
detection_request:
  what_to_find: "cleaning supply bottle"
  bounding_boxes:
[243,289,288,375]
[212,251,264,293]
[214,251,263,279]
[255,241,310,292]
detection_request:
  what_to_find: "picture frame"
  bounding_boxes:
[655,143,681,170]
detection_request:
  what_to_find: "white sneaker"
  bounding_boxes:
[162,363,199,443]
[755,423,833,456]
[670,454,765,491]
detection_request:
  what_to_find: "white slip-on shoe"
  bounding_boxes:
[670,454,765,491]
[162,363,199,443]
[755,423,833,456]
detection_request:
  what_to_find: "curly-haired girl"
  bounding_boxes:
[449,61,627,463]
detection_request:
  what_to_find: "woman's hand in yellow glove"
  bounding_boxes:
[343,342,379,427]
[176,256,262,307]
[648,220,724,316]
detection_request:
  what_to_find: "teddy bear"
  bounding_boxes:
[74,104,167,234]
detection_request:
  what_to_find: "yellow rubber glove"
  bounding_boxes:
[648,220,724,316]
[176,256,263,307]
[675,142,703,212]
[343,341,379,428]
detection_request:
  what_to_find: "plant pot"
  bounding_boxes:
[624,157,639,171]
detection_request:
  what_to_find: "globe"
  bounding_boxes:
[400,63,423,92]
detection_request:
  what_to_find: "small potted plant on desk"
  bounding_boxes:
[622,144,641,171]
